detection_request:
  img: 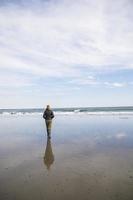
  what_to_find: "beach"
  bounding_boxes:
[0,113,133,200]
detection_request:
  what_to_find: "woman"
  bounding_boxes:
[43,105,54,139]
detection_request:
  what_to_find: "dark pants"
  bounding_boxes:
[45,120,52,136]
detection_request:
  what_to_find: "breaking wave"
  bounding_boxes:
[0,107,133,116]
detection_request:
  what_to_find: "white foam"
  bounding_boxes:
[0,111,133,116]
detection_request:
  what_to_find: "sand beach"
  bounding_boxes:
[0,113,133,200]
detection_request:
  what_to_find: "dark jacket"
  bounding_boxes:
[43,109,54,120]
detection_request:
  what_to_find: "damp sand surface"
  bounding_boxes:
[0,115,133,200]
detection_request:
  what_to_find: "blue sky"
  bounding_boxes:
[0,0,133,108]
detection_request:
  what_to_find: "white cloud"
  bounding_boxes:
[0,74,33,87]
[0,0,133,107]
[69,75,128,88]
[104,82,127,88]
[112,82,126,88]
[0,0,133,80]
[69,75,100,85]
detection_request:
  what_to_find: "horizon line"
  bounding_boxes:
[1,105,133,110]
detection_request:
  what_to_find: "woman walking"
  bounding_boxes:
[43,105,54,139]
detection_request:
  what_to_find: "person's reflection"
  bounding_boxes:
[43,138,54,170]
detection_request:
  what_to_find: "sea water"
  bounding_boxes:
[0,106,133,116]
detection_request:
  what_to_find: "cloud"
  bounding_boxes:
[0,0,133,81]
[111,83,126,88]
[68,75,100,85]
[0,73,34,87]
[104,82,127,88]
[0,0,133,107]
[69,75,129,88]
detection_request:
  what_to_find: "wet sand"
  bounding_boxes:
[0,115,133,200]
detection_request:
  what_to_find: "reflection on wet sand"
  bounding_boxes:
[43,138,54,170]
[1,115,133,200]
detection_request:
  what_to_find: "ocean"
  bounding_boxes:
[0,106,133,116]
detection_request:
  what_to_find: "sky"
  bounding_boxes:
[0,0,133,108]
